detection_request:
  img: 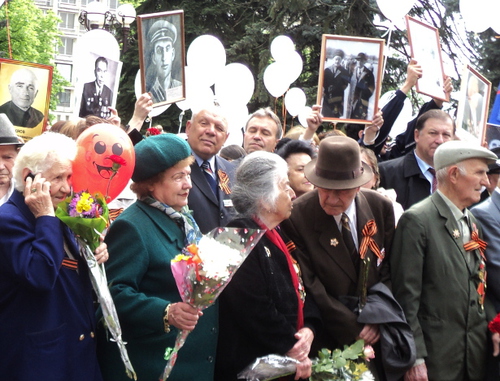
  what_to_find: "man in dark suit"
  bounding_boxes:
[322,49,350,118]
[185,106,236,233]
[379,109,455,210]
[282,136,395,353]
[391,141,499,381]
[79,57,113,119]
[0,68,44,128]
[349,52,375,120]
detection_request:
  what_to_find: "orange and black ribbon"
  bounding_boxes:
[217,170,231,195]
[62,258,78,271]
[359,219,382,260]
[464,230,488,307]
[463,231,487,260]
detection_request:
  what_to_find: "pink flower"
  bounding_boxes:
[363,345,375,361]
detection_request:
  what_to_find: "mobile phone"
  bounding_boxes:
[25,173,35,181]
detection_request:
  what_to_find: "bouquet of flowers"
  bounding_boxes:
[237,340,374,381]
[56,191,136,380]
[159,227,265,381]
[310,340,374,381]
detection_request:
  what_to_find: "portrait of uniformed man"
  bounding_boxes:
[0,68,44,128]
[79,56,113,119]
[145,18,182,104]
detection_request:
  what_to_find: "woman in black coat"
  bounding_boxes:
[215,151,321,381]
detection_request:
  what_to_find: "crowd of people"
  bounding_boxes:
[1,56,500,381]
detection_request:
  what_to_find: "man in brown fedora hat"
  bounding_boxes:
[282,136,396,369]
[0,114,23,206]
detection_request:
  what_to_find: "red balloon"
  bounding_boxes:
[72,124,135,202]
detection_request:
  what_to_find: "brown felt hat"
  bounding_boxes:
[304,136,372,189]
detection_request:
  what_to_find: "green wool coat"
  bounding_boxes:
[96,200,218,381]
[390,192,492,381]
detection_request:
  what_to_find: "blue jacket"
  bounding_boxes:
[0,190,102,381]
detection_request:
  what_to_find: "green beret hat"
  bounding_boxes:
[132,133,191,182]
[434,140,497,171]
[148,20,177,45]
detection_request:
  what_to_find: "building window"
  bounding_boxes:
[58,37,74,55]
[58,90,71,108]
[57,63,72,82]
[59,12,75,29]
[109,0,118,10]
[59,0,76,5]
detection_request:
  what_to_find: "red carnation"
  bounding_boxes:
[109,155,127,166]
[488,314,500,334]
[147,127,161,136]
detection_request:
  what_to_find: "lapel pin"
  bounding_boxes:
[330,238,338,247]
[452,229,460,239]
[264,247,271,257]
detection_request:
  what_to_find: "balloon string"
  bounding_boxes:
[5,0,13,59]
[282,93,286,136]
[381,27,393,84]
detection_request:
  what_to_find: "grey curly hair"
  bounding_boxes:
[231,151,289,218]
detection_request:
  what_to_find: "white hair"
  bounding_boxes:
[13,132,77,191]
[231,151,289,218]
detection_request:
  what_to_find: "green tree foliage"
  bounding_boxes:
[0,0,67,113]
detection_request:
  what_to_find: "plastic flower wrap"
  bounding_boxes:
[237,354,299,381]
[56,191,137,380]
[237,340,374,381]
[159,227,265,381]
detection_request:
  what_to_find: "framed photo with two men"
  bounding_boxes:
[137,10,186,108]
[317,34,385,124]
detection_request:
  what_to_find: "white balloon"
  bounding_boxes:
[134,69,144,98]
[190,87,215,113]
[149,103,171,118]
[484,0,500,33]
[298,106,313,128]
[187,35,226,88]
[376,0,415,22]
[74,29,120,63]
[221,104,248,147]
[460,0,490,33]
[263,62,290,98]
[270,35,295,62]
[215,63,255,107]
[282,51,303,85]
[176,66,215,112]
[284,88,307,117]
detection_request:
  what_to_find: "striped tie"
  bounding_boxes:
[201,160,218,197]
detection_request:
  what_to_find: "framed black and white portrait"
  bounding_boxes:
[406,16,448,102]
[74,52,122,119]
[455,65,491,143]
[0,59,53,141]
[317,34,385,124]
[137,10,186,107]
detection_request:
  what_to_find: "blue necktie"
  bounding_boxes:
[201,160,218,197]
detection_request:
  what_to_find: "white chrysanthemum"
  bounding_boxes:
[197,237,245,279]
[360,371,375,381]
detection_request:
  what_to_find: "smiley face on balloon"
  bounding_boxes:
[72,124,135,202]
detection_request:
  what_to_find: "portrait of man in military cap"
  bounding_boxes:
[137,10,186,106]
